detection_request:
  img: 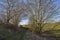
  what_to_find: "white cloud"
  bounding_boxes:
[18,19,29,25]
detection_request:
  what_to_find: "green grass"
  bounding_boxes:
[21,22,60,37]
[0,22,60,40]
[0,24,27,40]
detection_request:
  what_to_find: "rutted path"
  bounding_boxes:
[24,30,57,40]
[0,26,60,40]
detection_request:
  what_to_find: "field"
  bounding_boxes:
[22,22,60,37]
[0,22,60,40]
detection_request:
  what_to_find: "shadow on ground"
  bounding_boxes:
[0,24,60,40]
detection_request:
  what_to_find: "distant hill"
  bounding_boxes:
[20,22,60,32]
[42,22,60,32]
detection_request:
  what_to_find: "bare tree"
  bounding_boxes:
[0,0,23,26]
[0,0,15,23]
[25,0,60,33]
[0,0,30,33]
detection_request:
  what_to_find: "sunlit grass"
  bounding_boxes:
[21,22,60,37]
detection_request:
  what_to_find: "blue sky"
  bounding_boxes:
[19,19,29,25]
[20,0,60,25]
[53,0,60,22]
[0,0,60,25]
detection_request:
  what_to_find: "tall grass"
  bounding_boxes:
[0,24,27,40]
